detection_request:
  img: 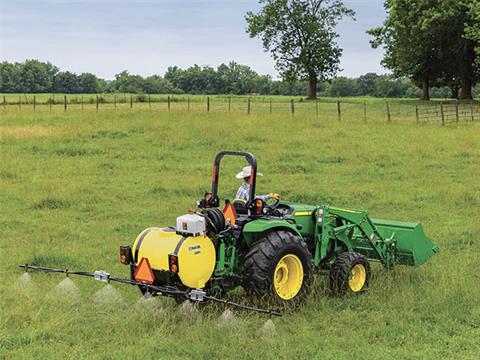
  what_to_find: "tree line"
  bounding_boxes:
[2,59,478,98]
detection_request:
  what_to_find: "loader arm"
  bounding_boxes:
[323,206,397,268]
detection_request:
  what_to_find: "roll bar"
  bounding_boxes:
[211,151,257,207]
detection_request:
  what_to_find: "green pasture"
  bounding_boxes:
[0,105,479,359]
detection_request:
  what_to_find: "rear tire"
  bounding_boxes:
[329,252,371,295]
[242,230,312,306]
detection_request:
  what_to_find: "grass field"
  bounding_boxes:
[1,102,479,359]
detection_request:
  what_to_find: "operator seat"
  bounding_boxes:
[233,199,248,215]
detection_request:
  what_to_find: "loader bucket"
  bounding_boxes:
[372,219,439,266]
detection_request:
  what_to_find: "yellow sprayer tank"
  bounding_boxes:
[132,227,216,289]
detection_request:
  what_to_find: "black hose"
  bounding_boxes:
[202,208,225,234]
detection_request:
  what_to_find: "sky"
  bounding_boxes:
[0,0,388,80]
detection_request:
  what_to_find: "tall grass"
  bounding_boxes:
[0,105,479,359]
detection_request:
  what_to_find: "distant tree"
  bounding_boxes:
[473,84,480,98]
[0,62,21,93]
[216,62,260,94]
[143,75,182,94]
[327,77,358,97]
[404,84,422,98]
[356,73,379,96]
[53,71,80,93]
[373,75,408,97]
[252,74,273,94]
[78,73,100,93]
[111,71,144,93]
[430,86,450,99]
[97,79,108,93]
[246,0,354,100]
[18,59,58,93]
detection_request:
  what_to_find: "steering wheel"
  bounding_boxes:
[263,197,281,216]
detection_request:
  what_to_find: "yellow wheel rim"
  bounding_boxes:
[349,264,367,292]
[273,254,304,300]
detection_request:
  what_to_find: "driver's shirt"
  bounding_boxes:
[235,183,270,202]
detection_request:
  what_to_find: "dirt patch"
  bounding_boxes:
[0,126,58,138]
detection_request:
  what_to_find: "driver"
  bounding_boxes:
[235,165,280,203]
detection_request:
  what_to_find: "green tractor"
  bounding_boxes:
[123,151,438,305]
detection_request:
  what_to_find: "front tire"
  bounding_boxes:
[242,230,312,305]
[329,252,371,295]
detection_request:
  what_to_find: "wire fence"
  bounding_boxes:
[2,94,479,125]
[416,102,480,125]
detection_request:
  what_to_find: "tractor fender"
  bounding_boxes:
[242,219,303,247]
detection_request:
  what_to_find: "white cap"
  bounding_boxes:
[235,165,263,179]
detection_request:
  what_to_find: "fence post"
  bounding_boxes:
[247,98,251,115]
[471,104,475,122]
[440,103,445,126]
[113,95,116,110]
[96,94,99,112]
[337,101,341,122]
[415,105,419,124]
[168,96,171,111]
[269,99,272,114]
[290,99,295,115]
[207,97,210,112]
[363,102,367,123]
[455,103,459,123]
[33,96,36,111]
[187,97,190,112]
[228,97,231,113]
[3,95,5,109]
[316,101,319,117]
[130,95,133,109]
[49,97,52,112]
[386,102,391,123]
[64,95,67,111]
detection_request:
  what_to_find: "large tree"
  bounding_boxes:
[368,0,442,100]
[432,1,478,99]
[465,1,480,65]
[245,0,354,99]
[369,0,479,100]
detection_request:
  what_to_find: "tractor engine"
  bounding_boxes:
[127,209,224,290]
